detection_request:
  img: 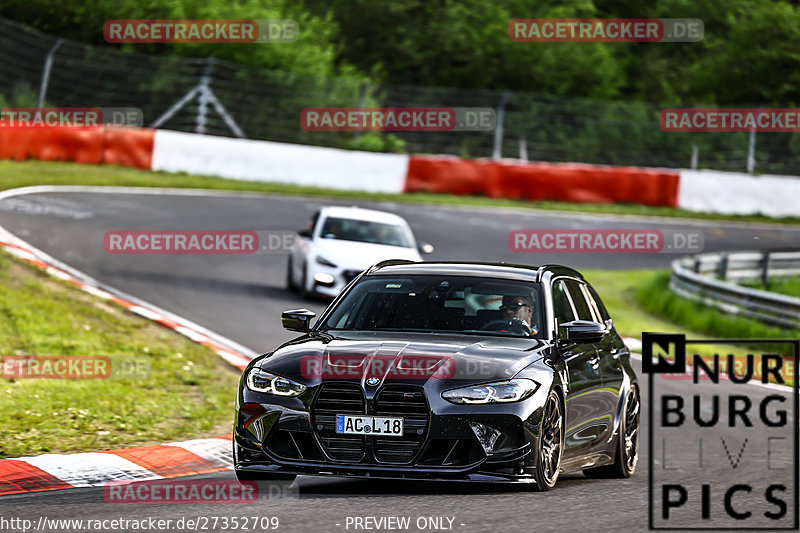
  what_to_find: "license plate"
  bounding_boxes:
[335,415,404,437]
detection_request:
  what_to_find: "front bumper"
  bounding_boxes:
[234,383,541,482]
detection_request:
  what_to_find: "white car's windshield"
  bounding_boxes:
[319,217,412,248]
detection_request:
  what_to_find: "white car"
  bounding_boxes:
[287,206,433,298]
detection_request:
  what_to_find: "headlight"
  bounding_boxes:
[315,255,338,267]
[442,379,539,404]
[246,368,306,396]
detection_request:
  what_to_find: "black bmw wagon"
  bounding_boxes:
[233,261,639,490]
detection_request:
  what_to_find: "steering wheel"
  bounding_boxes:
[481,318,534,336]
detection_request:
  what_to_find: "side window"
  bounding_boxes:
[552,280,576,326]
[585,285,611,323]
[565,280,594,321]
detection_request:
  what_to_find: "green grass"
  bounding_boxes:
[2,159,800,225]
[0,249,240,458]
[742,276,800,299]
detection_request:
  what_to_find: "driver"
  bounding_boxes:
[500,294,535,331]
[481,294,537,336]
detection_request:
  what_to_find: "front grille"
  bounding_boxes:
[374,386,429,463]
[311,383,431,464]
[312,383,366,461]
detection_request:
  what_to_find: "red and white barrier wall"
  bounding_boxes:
[0,126,154,169]
[2,126,798,217]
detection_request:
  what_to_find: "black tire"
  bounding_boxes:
[286,256,297,291]
[583,384,640,479]
[533,389,564,491]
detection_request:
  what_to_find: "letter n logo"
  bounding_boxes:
[642,333,686,374]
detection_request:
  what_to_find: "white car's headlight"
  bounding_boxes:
[246,368,306,396]
[315,255,338,268]
[442,379,539,404]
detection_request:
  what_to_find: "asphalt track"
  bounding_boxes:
[1,189,799,532]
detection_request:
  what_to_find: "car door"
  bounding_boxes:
[564,280,617,445]
[583,283,626,411]
[553,278,605,459]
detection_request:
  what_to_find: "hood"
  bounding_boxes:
[258,332,550,389]
[314,239,421,269]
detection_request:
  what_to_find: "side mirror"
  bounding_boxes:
[558,320,607,344]
[297,228,312,239]
[418,241,434,254]
[281,308,316,332]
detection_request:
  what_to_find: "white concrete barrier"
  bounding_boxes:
[152,130,409,194]
[678,169,800,218]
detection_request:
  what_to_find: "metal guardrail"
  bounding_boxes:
[670,250,800,329]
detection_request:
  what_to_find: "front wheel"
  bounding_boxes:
[534,389,564,491]
[583,384,640,478]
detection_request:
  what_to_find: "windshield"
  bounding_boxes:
[320,275,543,338]
[319,217,412,248]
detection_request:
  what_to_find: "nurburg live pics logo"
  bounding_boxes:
[642,333,799,530]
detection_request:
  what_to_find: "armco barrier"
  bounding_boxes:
[670,250,800,329]
[0,127,153,169]
[406,155,681,207]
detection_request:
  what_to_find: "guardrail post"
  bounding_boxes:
[719,254,729,280]
[195,56,215,135]
[762,251,771,289]
[38,38,63,108]
[492,91,511,160]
